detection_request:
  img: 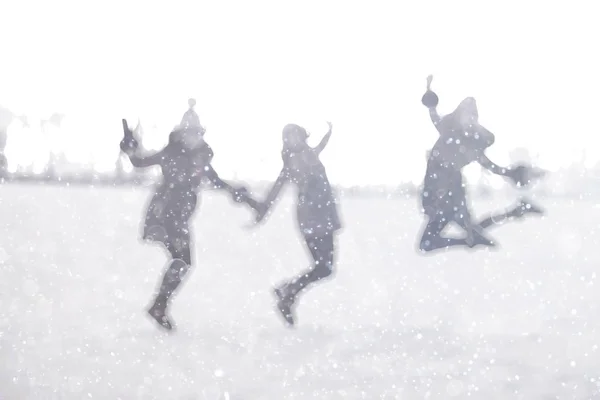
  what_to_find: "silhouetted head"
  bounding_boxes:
[454,97,479,127]
[282,124,308,151]
[454,97,496,148]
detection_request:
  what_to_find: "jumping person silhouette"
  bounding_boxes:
[419,75,545,253]
[249,122,340,326]
[120,107,256,330]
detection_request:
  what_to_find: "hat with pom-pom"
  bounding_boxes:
[179,98,202,130]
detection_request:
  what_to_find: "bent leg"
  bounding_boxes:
[476,197,545,230]
[148,234,193,330]
[452,203,497,248]
[280,233,335,298]
[418,211,468,252]
[274,233,335,326]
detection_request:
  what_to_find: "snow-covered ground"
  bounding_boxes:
[1,184,599,399]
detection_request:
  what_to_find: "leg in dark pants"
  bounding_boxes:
[274,233,335,326]
[148,235,192,330]
[419,211,468,252]
[419,202,495,253]
[475,197,544,229]
[419,197,545,253]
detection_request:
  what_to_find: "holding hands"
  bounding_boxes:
[228,185,268,224]
[252,202,269,224]
[231,186,250,203]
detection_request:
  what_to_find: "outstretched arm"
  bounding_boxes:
[477,153,510,177]
[479,154,546,187]
[203,164,235,192]
[203,163,261,210]
[255,168,288,223]
[313,122,333,155]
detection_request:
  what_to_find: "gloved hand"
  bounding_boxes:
[505,164,547,187]
[120,136,138,154]
[231,186,249,203]
[421,74,439,108]
[120,119,139,154]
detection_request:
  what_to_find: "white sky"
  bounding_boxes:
[1,0,599,185]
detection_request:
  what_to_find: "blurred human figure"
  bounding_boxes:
[248,122,340,326]
[419,75,545,253]
[120,107,257,330]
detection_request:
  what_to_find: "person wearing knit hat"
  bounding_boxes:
[418,75,545,253]
[119,115,257,331]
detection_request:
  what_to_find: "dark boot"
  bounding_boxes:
[273,285,296,327]
[147,259,188,331]
[468,226,497,248]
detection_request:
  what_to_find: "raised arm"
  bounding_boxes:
[125,148,164,168]
[429,108,442,128]
[313,122,333,155]
[200,162,262,211]
[423,75,442,130]
[120,119,164,168]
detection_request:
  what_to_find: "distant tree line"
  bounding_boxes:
[2,106,600,199]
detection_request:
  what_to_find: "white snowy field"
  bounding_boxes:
[1,184,599,400]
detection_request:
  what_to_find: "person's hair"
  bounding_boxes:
[452,97,478,121]
[282,124,308,143]
[436,97,479,134]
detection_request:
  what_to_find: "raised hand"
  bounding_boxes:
[426,74,433,90]
[422,76,439,108]
[120,119,139,154]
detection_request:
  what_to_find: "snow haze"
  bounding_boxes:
[1,2,600,399]
[1,185,600,399]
